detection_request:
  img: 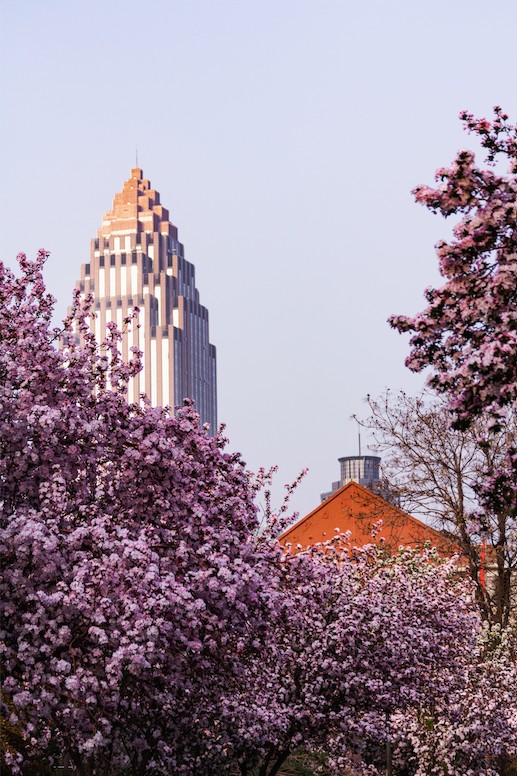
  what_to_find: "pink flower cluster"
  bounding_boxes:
[390,107,517,434]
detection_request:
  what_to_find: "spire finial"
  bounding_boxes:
[136,146,139,168]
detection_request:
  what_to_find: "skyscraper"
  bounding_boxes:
[76,168,217,430]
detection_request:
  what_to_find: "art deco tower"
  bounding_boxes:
[76,168,217,430]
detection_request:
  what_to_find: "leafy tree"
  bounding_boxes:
[362,390,517,627]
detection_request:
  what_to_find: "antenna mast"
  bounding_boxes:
[351,414,362,457]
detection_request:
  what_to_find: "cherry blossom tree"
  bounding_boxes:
[390,106,517,432]
[0,251,281,775]
[237,539,517,776]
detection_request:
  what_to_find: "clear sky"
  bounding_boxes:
[1,0,517,520]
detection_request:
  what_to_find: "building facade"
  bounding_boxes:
[76,168,217,430]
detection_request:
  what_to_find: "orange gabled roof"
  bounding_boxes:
[279,480,460,557]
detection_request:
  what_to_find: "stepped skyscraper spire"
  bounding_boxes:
[76,168,217,430]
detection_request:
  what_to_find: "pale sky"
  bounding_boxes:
[1,0,517,520]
